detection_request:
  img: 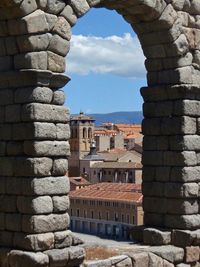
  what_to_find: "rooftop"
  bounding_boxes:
[69,177,91,186]
[70,112,95,122]
[91,161,142,169]
[69,182,142,203]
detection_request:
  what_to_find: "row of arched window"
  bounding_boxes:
[71,127,93,139]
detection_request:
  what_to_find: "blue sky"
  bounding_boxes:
[65,8,146,114]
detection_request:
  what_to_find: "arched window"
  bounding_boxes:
[83,127,87,139]
[88,127,92,139]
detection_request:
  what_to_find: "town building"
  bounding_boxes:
[68,112,95,176]
[69,177,91,191]
[69,183,143,240]
[80,144,142,184]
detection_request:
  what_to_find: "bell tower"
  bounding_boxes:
[69,112,95,176]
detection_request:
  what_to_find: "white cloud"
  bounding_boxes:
[66,33,146,78]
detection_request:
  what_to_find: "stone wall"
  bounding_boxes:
[0,0,200,266]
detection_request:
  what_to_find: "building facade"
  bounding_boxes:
[68,112,95,176]
[69,183,143,240]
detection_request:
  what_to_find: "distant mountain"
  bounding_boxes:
[89,111,143,126]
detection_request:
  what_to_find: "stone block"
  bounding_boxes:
[56,123,70,140]
[165,199,199,215]
[148,252,174,267]
[22,176,70,196]
[143,135,169,151]
[47,51,65,73]
[52,90,65,105]
[165,214,200,230]
[49,34,70,57]
[142,151,163,166]
[52,159,68,176]
[174,100,200,116]
[84,259,111,267]
[17,196,53,214]
[17,33,51,53]
[185,246,200,263]
[46,0,65,14]
[164,183,199,198]
[12,122,56,140]
[149,245,184,263]
[142,118,161,135]
[70,0,90,17]
[14,51,48,70]
[170,167,200,183]
[143,228,171,245]
[8,10,49,35]
[0,195,17,213]
[8,250,49,267]
[0,21,8,37]
[161,117,197,135]
[45,13,58,30]
[54,230,72,249]
[0,231,13,247]
[111,255,132,267]
[163,151,197,166]
[7,142,23,156]
[0,141,6,156]
[44,248,69,266]
[143,197,166,214]
[155,167,170,182]
[5,36,18,55]
[126,252,149,267]
[142,182,164,197]
[68,246,85,266]
[5,213,21,232]
[52,196,70,212]
[15,87,53,104]
[22,213,70,233]
[143,101,173,117]
[24,141,70,156]
[0,106,5,123]
[13,232,54,251]
[0,157,13,176]
[0,56,12,71]
[52,16,71,40]
[170,135,200,151]
[5,104,21,122]
[0,177,5,194]
[22,103,70,122]
[172,230,197,247]
[60,5,77,26]
[144,213,164,227]
[142,167,156,182]
[13,157,53,177]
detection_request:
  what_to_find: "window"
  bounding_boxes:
[83,127,87,139]
[108,171,111,175]
[83,167,86,173]
[94,171,96,175]
[91,211,94,219]
[115,213,118,221]
[88,128,92,139]
[98,212,102,219]
[71,209,73,216]
[76,209,80,217]
[104,171,106,175]
[121,214,124,222]
[132,216,135,224]
[84,210,87,218]
[106,212,109,220]
[127,214,130,224]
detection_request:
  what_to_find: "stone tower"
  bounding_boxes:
[69,112,95,176]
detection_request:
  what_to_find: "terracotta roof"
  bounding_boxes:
[69,177,91,186]
[69,182,142,203]
[91,162,142,169]
[94,129,118,135]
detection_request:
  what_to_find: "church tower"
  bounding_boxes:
[68,112,95,176]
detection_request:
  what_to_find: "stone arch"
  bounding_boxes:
[83,127,87,139]
[0,0,200,266]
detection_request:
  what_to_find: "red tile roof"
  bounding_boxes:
[69,177,91,186]
[69,182,142,203]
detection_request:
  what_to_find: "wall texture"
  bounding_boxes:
[0,0,200,266]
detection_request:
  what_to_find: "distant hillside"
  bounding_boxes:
[89,111,143,126]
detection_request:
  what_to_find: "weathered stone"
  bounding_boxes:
[56,123,70,140]
[5,213,21,232]
[60,5,77,26]
[149,245,184,263]
[47,51,65,73]
[8,250,49,267]
[52,196,70,212]
[17,196,53,214]
[70,0,90,17]
[143,228,171,245]
[52,159,68,176]
[126,252,149,267]
[15,87,53,104]
[24,141,70,156]
[52,89,65,105]
[165,214,200,230]
[46,0,65,14]
[22,103,70,122]
[14,51,48,70]
[49,34,70,56]
[22,213,70,233]
[185,246,200,263]
[54,230,72,249]
[13,232,54,251]
[5,104,21,122]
